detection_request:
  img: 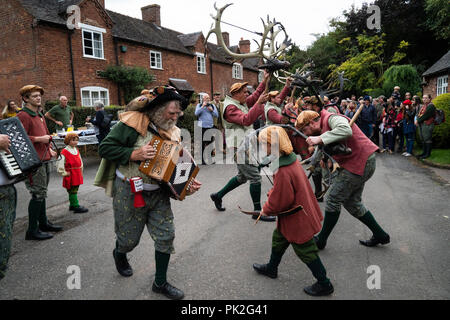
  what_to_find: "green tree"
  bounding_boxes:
[382,65,421,98]
[424,0,450,43]
[432,93,450,148]
[99,65,154,104]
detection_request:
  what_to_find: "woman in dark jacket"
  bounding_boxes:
[86,101,110,143]
[402,99,416,157]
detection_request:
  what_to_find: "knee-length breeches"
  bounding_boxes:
[112,177,175,254]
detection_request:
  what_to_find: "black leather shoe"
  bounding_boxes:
[113,249,133,277]
[210,193,225,211]
[152,282,184,300]
[252,214,276,222]
[39,221,63,232]
[304,281,334,296]
[25,230,53,241]
[69,206,76,211]
[73,206,89,214]
[313,235,326,250]
[359,235,390,247]
[253,263,278,279]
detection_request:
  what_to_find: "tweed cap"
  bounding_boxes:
[295,110,320,130]
[19,85,44,97]
[258,126,293,156]
[268,91,279,99]
[230,82,249,95]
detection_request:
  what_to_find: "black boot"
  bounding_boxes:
[253,251,282,279]
[113,249,133,277]
[312,173,323,202]
[73,206,89,214]
[210,193,226,211]
[419,143,432,159]
[359,235,390,247]
[304,281,334,296]
[152,282,184,300]
[40,221,63,232]
[252,263,278,278]
[25,230,53,241]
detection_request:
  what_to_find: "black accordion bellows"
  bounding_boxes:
[0,117,42,185]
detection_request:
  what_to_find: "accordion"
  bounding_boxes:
[139,136,199,201]
[0,117,42,185]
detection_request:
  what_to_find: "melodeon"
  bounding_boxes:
[0,117,42,185]
[139,136,199,201]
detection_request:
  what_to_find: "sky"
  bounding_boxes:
[105,0,369,50]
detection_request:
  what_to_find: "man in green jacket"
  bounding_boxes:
[416,94,436,159]
[98,86,201,300]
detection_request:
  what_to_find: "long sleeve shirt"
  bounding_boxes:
[194,103,219,128]
[320,115,353,145]
[223,81,267,126]
[265,85,291,124]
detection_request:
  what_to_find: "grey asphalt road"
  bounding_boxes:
[1,153,449,300]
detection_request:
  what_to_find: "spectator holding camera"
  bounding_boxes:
[195,94,219,164]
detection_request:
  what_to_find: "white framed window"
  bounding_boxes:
[81,86,109,107]
[258,70,264,83]
[233,63,243,80]
[437,75,448,96]
[150,51,162,69]
[196,53,206,74]
[81,24,105,59]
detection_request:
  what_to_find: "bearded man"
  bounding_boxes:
[97,86,201,300]
[295,110,390,250]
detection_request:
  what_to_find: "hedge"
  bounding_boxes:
[43,102,125,133]
[431,93,450,148]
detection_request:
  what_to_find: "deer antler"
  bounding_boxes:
[205,3,292,62]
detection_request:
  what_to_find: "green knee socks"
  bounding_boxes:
[358,211,388,239]
[306,257,330,285]
[217,176,243,199]
[249,183,262,211]
[69,193,79,207]
[155,251,171,286]
[316,211,341,247]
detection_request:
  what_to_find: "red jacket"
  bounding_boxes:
[263,154,323,244]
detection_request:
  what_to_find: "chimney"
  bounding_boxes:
[239,38,251,54]
[221,32,230,47]
[141,4,161,26]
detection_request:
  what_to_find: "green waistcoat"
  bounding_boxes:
[264,102,282,125]
[222,95,253,148]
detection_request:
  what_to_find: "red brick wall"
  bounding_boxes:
[423,73,449,98]
[0,0,40,105]
[0,0,258,107]
[117,35,258,99]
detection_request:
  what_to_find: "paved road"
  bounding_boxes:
[1,153,449,300]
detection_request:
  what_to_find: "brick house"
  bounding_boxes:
[422,50,449,98]
[0,0,262,107]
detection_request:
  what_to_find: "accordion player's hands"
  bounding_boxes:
[0,134,11,154]
[186,179,202,196]
[130,144,156,162]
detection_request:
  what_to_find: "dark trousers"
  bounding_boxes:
[393,127,404,152]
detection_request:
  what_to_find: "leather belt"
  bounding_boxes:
[115,169,160,192]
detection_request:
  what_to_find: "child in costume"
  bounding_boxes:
[57,133,88,214]
[252,126,334,296]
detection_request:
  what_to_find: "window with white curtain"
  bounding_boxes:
[233,63,243,80]
[196,53,206,74]
[81,87,109,107]
[437,75,448,96]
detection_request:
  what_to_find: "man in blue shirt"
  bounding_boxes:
[195,94,219,164]
[357,96,377,138]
